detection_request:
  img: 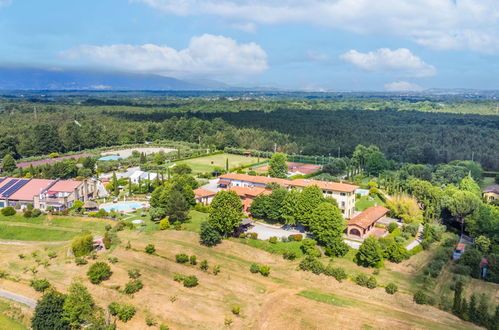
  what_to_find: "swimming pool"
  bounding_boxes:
[101,202,144,212]
[355,189,369,196]
[98,155,124,161]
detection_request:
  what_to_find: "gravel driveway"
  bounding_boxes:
[0,289,37,308]
[246,222,305,240]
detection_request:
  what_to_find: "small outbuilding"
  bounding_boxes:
[346,206,389,239]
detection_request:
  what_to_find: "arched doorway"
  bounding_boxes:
[349,228,361,237]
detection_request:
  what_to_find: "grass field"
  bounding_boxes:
[355,195,386,211]
[0,212,487,329]
[175,153,266,174]
[0,300,28,330]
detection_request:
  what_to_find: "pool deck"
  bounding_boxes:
[100,201,149,213]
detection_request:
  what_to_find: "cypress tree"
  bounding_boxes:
[469,294,477,324]
[453,281,463,316]
[461,297,469,321]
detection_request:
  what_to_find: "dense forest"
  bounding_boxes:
[0,93,498,170]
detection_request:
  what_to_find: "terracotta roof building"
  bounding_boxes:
[346,206,389,239]
[194,188,217,205]
[483,185,499,204]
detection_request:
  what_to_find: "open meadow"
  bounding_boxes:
[0,212,490,329]
[175,153,266,174]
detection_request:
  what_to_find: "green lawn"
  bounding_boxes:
[0,300,28,330]
[183,210,209,233]
[0,224,79,241]
[297,290,353,307]
[355,195,385,211]
[0,214,45,224]
[175,153,266,174]
[234,238,304,257]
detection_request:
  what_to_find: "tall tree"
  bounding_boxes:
[268,152,288,178]
[208,190,243,236]
[1,154,16,173]
[32,290,68,330]
[295,185,327,227]
[356,237,384,268]
[309,202,348,256]
[444,190,482,233]
[62,282,97,328]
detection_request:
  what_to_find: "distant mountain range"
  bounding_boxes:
[0,67,232,90]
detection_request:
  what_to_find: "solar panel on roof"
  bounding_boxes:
[1,179,30,198]
[0,178,5,184]
[0,179,18,195]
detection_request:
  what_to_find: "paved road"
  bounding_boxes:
[200,179,220,193]
[0,289,37,308]
[406,225,423,250]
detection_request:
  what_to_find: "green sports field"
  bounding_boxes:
[175,153,266,174]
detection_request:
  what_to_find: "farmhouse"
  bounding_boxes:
[227,186,272,214]
[0,177,97,211]
[346,206,389,239]
[483,185,499,203]
[194,188,216,205]
[218,173,358,218]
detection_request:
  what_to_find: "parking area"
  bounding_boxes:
[246,221,305,240]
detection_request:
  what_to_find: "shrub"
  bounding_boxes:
[123,279,143,294]
[250,263,260,274]
[259,265,270,277]
[23,209,32,218]
[189,255,197,265]
[173,274,185,282]
[231,305,240,315]
[413,290,432,305]
[159,218,170,230]
[71,233,94,257]
[385,283,398,294]
[200,260,209,271]
[453,264,471,276]
[323,266,347,282]
[387,222,398,233]
[128,268,141,279]
[173,221,182,231]
[103,232,111,249]
[301,239,321,257]
[269,236,278,244]
[199,221,222,247]
[159,324,169,330]
[30,279,50,292]
[183,275,198,287]
[355,273,369,287]
[87,262,112,284]
[289,234,303,241]
[75,257,87,265]
[299,256,324,275]
[249,232,258,239]
[402,224,419,237]
[145,315,156,326]
[47,251,57,259]
[108,302,136,322]
[145,244,155,254]
[175,254,189,264]
[0,206,16,216]
[366,276,377,289]
[283,250,298,260]
[108,257,118,264]
[213,265,221,275]
[31,208,42,217]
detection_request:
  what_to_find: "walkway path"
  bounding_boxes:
[0,289,37,308]
[406,225,423,250]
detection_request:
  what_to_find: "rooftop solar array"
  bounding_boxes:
[0,178,5,184]
[0,179,30,198]
[0,179,18,195]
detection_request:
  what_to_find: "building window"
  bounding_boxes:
[340,192,346,196]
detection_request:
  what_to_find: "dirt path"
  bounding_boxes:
[0,289,36,308]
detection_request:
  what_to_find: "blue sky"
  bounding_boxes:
[1,0,499,90]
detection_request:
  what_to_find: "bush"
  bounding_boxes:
[108,302,136,322]
[173,221,182,231]
[283,250,298,260]
[75,257,88,265]
[200,260,209,271]
[269,236,278,244]
[387,222,398,233]
[299,256,324,275]
[159,218,170,230]
[385,282,398,294]
[0,206,15,216]
[413,290,432,305]
[87,262,112,284]
[189,255,197,265]
[128,268,141,279]
[183,275,198,287]
[213,265,221,275]
[123,279,143,294]
[250,263,260,274]
[30,279,50,292]
[23,209,32,218]
[249,232,258,240]
[231,305,240,315]
[259,265,270,277]
[173,274,185,282]
[355,273,369,287]
[301,238,321,257]
[402,224,419,237]
[145,244,156,254]
[103,232,112,249]
[199,221,222,247]
[323,266,347,282]
[366,276,377,289]
[453,264,471,276]
[175,254,189,264]
[108,257,118,264]
[160,324,169,330]
[289,234,303,241]
[31,208,42,217]
[71,233,94,257]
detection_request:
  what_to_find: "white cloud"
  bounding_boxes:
[384,81,425,92]
[230,22,257,33]
[60,34,268,78]
[340,48,436,78]
[132,0,499,53]
[307,51,329,61]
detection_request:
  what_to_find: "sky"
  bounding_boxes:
[1,0,499,91]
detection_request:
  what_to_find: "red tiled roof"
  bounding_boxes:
[48,180,82,192]
[9,179,54,201]
[194,188,216,199]
[219,173,290,187]
[228,186,270,198]
[347,206,389,229]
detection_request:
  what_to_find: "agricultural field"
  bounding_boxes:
[0,213,485,329]
[175,153,266,174]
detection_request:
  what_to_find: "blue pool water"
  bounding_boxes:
[101,202,143,212]
[355,189,369,196]
[98,155,124,161]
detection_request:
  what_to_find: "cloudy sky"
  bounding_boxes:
[1,0,499,90]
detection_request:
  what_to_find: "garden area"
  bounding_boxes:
[175,153,266,174]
